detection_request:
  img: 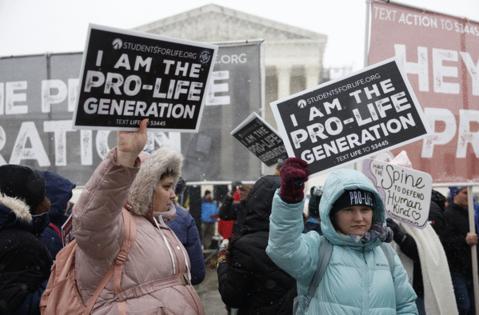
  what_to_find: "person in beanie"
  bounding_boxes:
[304,186,322,234]
[0,165,53,315]
[443,186,477,315]
[267,158,417,315]
[73,119,204,314]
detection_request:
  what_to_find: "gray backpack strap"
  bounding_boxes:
[380,243,395,277]
[303,236,333,310]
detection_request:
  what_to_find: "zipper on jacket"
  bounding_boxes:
[155,216,177,274]
[361,247,369,315]
[169,226,192,283]
[361,247,367,264]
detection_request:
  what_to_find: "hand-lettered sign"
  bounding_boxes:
[364,158,432,228]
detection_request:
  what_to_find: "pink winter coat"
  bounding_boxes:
[73,149,204,314]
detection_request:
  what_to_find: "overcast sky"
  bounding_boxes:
[0,0,478,69]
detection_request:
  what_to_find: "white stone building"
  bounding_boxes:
[135,4,327,128]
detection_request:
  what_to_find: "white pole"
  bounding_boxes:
[355,0,372,173]
[467,186,479,315]
[364,0,371,68]
[259,40,266,177]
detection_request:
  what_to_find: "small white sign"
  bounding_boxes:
[364,159,432,228]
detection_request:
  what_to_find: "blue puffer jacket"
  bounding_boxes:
[266,169,417,315]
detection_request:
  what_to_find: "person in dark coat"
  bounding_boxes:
[220,184,252,239]
[428,189,447,238]
[443,186,477,315]
[39,170,76,259]
[167,178,206,285]
[0,165,53,315]
[304,186,322,234]
[217,175,296,315]
[217,184,239,241]
[231,185,252,236]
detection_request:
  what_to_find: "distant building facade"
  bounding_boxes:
[135,4,327,129]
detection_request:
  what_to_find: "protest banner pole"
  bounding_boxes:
[467,185,479,315]
[260,40,267,176]
[364,0,371,68]
[357,0,371,173]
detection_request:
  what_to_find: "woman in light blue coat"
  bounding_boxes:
[266,158,418,315]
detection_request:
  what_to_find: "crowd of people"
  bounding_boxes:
[0,120,478,315]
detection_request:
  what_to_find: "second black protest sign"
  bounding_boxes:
[271,59,429,176]
[231,112,288,166]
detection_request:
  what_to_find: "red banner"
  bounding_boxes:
[368,0,479,183]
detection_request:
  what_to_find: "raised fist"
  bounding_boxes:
[279,157,309,203]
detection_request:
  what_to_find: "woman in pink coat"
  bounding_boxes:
[73,119,204,314]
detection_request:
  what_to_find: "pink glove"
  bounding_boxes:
[279,157,309,203]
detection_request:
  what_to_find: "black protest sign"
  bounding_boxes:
[73,24,217,131]
[0,42,259,185]
[271,59,429,176]
[231,112,288,166]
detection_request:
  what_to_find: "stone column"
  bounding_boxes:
[277,65,291,99]
[305,65,319,89]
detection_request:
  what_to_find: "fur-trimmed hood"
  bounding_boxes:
[0,194,33,233]
[127,147,183,216]
[0,194,32,222]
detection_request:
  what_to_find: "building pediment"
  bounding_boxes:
[135,4,326,43]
